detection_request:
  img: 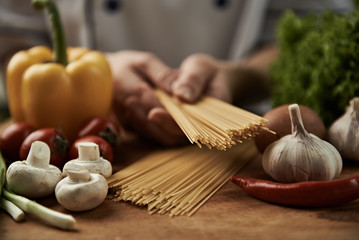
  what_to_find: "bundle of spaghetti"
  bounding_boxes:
[107,140,257,217]
[154,89,268,150]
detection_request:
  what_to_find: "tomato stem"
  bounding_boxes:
[32,0,68,66]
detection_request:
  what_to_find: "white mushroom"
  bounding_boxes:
[63,142,112,178]
[55,165,108,212]
[6,141,62,198]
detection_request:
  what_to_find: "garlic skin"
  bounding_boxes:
[328,97,359,162]
[262,104,342,183]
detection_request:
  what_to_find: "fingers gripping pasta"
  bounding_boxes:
[108,91,265,216]
[154,90,268,150]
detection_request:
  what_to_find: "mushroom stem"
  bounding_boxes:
[66,167,91,182]
[63,141,112,178]
[26,141,51,169]
[78,142,100,161]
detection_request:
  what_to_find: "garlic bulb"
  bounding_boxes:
[262,104,342,183]
[328,97,359,162]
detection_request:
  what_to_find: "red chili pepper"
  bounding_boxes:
[231,175,359,207]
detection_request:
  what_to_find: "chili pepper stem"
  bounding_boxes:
[230,176,245,188]
[32,0,68,66]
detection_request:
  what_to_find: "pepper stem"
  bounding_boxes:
[32,0,68,66]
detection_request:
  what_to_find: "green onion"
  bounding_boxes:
[0,197,25,222]
[3,186,76,230]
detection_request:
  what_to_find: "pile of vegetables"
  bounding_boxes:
[0,117,117,229]
[0,149,76,230]
[234,98,359,207]
[0,116,120,168]
[270,2,359,126]
[6,0,113,141]
[0,0,122,229]
[245,2,359,206]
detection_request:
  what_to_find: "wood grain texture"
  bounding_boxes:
[1,120,359,240]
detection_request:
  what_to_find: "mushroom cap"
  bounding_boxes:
[55,172,108,212]
[6,161,62,198]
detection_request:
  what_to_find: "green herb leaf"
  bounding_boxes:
[270,7,359,126]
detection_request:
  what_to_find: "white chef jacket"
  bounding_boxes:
[53,0,354,66]
[0,0,354,107]
[55,0,268,67]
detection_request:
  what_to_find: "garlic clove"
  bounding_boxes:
[328,97,359,162]
[262,104,342,183]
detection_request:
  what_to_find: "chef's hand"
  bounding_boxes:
[106,51,232,146]
[107,50,185,146]
[172,53,232,103]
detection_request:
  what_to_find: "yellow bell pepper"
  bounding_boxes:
[6,0,113,140]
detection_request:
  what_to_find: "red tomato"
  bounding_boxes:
[20,128,69,169]
[0,122,35,165]
[69,135,113,164]
[77,116,121,147]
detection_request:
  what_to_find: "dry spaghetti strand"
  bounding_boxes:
[154,89,267,150]
[108,90,263,216]
[108,140,258,217]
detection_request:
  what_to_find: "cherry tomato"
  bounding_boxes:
[69,135,113,163]
[77,116,121,147]
[0,122,35,165]
[20,128,69,169]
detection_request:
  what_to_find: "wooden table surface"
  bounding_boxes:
[1,120,359,240]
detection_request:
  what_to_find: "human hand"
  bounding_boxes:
[107,51,232,146]
[171,54,232,103]
[107,51,187,146]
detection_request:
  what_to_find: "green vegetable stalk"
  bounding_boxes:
[0,197,25,222]
[0,153,25,221]
[0,151,5,191]
[270,4,359,126]
[0,151,76,230]
[32,0,68,65]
